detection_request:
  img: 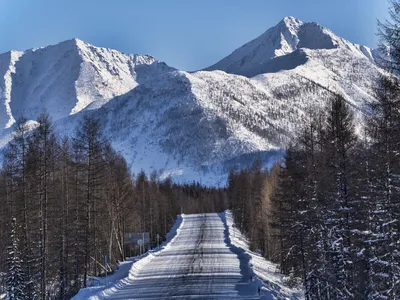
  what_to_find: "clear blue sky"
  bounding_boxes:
[0,0,389,70]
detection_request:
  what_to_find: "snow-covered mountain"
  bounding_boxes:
[0,38,160,129]
[206,16,380,77]
[0,17,383,185]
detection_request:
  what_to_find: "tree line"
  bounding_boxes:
[0,112,227,299]
[228,76,400,299]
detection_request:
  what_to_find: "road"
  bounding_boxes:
[96,213,259,299]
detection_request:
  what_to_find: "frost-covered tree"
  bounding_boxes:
[6,218,28,300]
[378,0,400,74]
[364,3,400,296]
[230,95,364,298]
[322,95,358,298]
[365,75,400,299]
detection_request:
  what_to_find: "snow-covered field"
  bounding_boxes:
[74,212,302,299]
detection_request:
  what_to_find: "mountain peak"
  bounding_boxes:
[279,16,304,29]
[60,37,94,52]
[70,37,86,47]
[206,17,377,77]
[28,37,90,54]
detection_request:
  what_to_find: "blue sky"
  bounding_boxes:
[0,0,389,70]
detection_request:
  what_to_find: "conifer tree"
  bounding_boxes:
[73,114,106,286]
[323,95,357,298]
[29,110,58,299]
[6,218,28,300]
[365,75,400,299]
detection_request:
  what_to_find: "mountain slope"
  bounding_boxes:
[0,18,383,185]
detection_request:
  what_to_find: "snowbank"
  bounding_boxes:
[72,215,183,299]
[223,210,304,299]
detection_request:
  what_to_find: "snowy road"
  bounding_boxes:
[94,213,259,299]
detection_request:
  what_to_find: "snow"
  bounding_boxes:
[205,17,305,76]
[206,16,378,77]
[224,211,304,299]
[73,215,183,299]
[0,16,384,185]
[74,212,302,299]
[73,38,156,114]
[0,38,157,127]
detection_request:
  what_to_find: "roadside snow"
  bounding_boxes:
[224,210,304,299]
[72,215,183,299]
